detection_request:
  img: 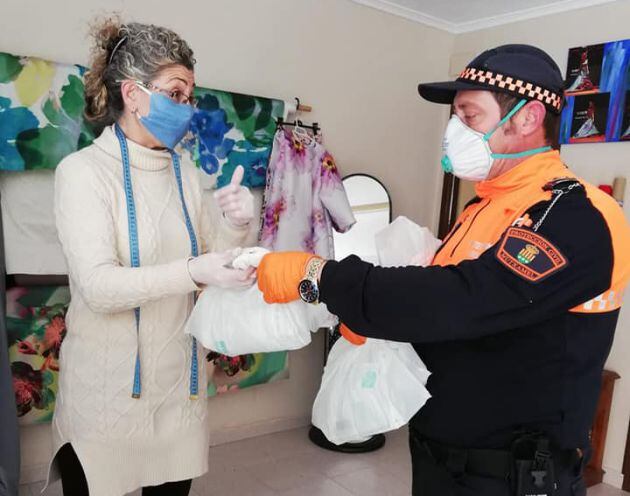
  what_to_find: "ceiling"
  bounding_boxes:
[351,0,619,33]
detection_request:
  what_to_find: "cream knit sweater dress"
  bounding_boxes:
[48,126,248,495]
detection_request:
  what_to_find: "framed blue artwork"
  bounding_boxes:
[560,40,630,144]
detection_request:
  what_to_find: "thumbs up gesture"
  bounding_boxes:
[213,166,254,228]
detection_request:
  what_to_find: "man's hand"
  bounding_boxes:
[257,252,318,303]
[340,323,366,345]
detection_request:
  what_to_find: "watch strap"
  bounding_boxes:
[305,257,325,282]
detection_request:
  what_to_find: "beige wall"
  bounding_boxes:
[0,0,455,483]
[454,2,630,487]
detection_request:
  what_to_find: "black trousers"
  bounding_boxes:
[409,430,588,496]
[57,444,192,496]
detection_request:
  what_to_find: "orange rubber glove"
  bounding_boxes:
[257,252,320,304]
[340,323,367,346]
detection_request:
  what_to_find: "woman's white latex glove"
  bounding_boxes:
[213,166,254,228]
[187,249,256,289]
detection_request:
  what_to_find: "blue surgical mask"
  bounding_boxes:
[136,83,194,149]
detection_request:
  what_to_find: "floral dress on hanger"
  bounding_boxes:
[260,129,355,258]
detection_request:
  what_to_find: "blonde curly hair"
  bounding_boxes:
[84,16,195,125]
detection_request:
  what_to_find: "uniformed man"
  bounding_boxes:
[256,44,630,496]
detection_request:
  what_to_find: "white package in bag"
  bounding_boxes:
[312,338,431,445]
[185,247,337,356]
[375,215,441,267]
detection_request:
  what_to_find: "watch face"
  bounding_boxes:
[299,279,319,304]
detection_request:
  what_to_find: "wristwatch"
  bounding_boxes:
[299,257,326,304]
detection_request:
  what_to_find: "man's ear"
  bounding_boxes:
[520,100,546,138]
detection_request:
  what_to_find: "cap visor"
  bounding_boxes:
[418,80,491,104]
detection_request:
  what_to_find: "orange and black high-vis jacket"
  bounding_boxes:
[320,150,630,449]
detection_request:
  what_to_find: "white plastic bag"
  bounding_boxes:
[312,218,440,445]
[375,216,441,267]
[312,338,431,445]
[185,247,337,356]
[186,286,336,355]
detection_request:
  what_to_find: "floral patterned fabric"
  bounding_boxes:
[206,351,288,396]
[183,89,284,189]
[0,53,96,171]
[0,51,284,189]
[260,129,355,258]
[5,284,289,423]
[6,286,69,425]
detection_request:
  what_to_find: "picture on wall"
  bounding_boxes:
[565,44,605,94]
[559,39,630,144]
[620,90,630,141]
[569,93,610,143]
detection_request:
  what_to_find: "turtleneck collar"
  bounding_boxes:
[94,125,173,172]
[474,150,571,199]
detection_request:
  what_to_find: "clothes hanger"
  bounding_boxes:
[292,117,312,145]
[276,98,320,137]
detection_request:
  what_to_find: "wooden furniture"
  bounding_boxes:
[584,369,620,487]
[622,414,630,491]
[437,172,459,239]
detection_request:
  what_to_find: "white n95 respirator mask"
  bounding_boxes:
[440,99,551,182]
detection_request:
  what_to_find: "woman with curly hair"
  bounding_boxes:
[49,18,256,496]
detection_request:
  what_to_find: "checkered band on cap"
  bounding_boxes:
[458,67,563,112]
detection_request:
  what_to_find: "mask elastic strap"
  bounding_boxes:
[483,98,552,160]
[491,146,552,160]
[483,99,528,141]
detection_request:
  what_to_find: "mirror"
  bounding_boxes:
[333,174,392,264]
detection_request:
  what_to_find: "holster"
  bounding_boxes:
[511,434,558,496]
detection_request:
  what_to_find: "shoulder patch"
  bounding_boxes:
[495,227,568,283]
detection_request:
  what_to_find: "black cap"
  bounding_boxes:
[418,44,565,114]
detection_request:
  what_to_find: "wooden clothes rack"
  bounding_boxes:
[283,97,313,115]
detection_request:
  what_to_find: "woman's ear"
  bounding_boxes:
[120,80,140,113]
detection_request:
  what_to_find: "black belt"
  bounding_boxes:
[417,438,583,480]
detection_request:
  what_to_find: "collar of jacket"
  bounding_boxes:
[474,150,572,200]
